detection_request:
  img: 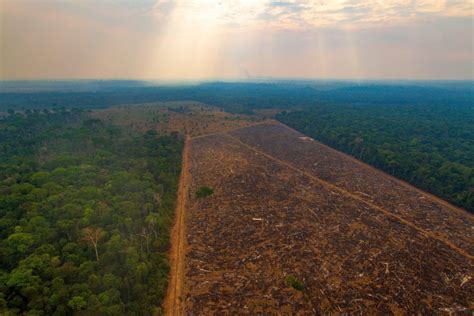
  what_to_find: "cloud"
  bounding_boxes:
[1,0,472,79]
[268,1,306,11]
[152,0,177,19]
[251,0,473,30]
[112,0,472,32]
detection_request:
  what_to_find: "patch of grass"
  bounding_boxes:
[195,186,214,198]
[284,275,304,291]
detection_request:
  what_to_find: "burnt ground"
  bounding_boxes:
[183,121,473,315]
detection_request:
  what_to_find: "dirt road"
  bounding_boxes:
[163,136,189,316]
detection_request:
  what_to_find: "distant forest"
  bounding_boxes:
[1,81,472,114]
[0,110,182,314]
[1,80,472,213]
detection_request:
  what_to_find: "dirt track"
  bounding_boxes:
[180,121,473,314]
[163,136,189,316]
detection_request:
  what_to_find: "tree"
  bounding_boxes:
[67,296,86,311]
[82,228,105,261]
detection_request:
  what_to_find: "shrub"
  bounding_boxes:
[284,275,304,291]
[195,186,214,198]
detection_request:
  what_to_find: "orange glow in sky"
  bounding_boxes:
[1,0,472,80]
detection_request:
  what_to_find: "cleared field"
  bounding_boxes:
[91,101,262,137]
[230,123,473,257]
[183,122,473,314]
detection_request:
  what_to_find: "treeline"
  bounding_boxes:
[1,81,472,114]
[0,110,183,314]
[277,103,474,213]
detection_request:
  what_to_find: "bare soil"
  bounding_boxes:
[182,121,473,314]
[163,137,190,315]
[230,123,474,257]
[91,101,263,137]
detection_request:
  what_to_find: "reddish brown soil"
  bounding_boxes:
[182,121,473,314]
[163,137,189,316]
[91,101,263,137]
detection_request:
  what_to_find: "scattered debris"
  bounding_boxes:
[182,122,474,314]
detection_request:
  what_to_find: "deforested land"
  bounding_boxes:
[182,121,473,314]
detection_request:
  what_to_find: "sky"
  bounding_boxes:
[0,0,473,80]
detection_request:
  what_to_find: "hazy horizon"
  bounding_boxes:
[1,0,473,80]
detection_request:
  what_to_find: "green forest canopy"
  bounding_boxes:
[0,110,183,314]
